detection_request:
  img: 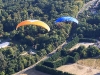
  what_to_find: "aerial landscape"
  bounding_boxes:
[0,0,100,75]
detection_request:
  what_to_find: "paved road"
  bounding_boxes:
[13,41,67,75]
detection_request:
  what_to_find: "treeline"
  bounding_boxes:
[43,55,75,68]
[64,36,79,50]
[62,44,100,60]
[74,45,100,58]
[47,51,61,62]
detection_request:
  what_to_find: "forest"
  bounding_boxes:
[0,0,98,75]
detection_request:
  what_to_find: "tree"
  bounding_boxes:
[0,24,3,34]
[0,52,7,72]
[0,71,5,75]
[0,0,3,9]
[18,61,24,70]
[34,54,40,62]
[77,45,86,54]
[46,44,53,53]
[81,49,88,58]
[73,52,80,62]
[87,46,100,57]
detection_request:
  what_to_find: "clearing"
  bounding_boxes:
[77,58,100,70]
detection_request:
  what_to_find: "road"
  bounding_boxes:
[13,41,67,75]
[76,0,98,18]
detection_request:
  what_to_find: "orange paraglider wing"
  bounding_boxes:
[16,20,50,31]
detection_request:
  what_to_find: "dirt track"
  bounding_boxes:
[70,42,94,51]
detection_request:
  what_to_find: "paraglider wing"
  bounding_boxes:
[55,16,78,24]
[16,20,50,31]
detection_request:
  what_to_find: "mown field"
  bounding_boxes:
[77,58,100,70]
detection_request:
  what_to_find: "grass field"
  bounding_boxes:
[77,58,100,70]
[57,62,100,75]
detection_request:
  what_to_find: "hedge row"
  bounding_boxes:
[64,36,79,50]
[35,65,74,75]
[43,55,75,68]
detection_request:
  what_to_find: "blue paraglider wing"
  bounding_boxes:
[55,16,78,24]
